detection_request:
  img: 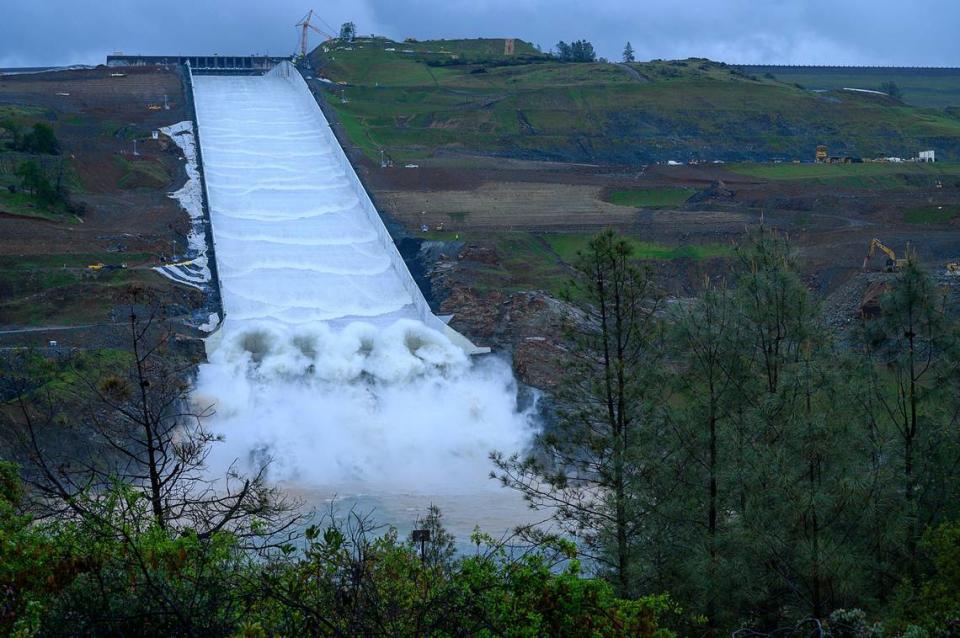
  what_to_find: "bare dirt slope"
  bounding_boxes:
[0,67,204,342]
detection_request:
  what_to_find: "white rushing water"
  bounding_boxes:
[190,65,536,534]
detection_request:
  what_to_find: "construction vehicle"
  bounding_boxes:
[863,238,908,272]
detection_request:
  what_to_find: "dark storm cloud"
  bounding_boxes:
[2,0,958,68]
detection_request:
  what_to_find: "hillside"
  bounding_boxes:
[308,38,960,165]
[739,65,960,109]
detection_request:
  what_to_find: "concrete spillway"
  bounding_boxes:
[189,63,535,532]
[193,63,457,338]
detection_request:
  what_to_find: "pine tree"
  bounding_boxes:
[493,230,664,596]
[662,282,752,632]
[859,259,960,575]
[623,42,635,63]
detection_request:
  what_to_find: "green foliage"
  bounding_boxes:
[556,40,597,62]
[546,233,731,262]
[339,21,356,41]
[14,160,58,206]
[1,457,676,637]
[886,522,960,635]
[257,510,676,637]
[493,227,960,635]
[1,122,58,154]
[24,124,59,155]
[311,42,960,164]
[0,119,22,149]
[495,230,667,597]
[880,81,904,101]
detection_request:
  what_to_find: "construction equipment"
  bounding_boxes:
[295,10,334,58]
[863,238,908,272]
[947,262,960,275]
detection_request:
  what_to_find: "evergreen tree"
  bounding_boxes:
[879,80,904,100]
[494,230,664,596]
[21,122,59,154]
[660,282,753,633]
[623,41,635,63]
[339,21,356,41]
[555,39,596,62]
[14,159,57,205]
[859,260,960,575]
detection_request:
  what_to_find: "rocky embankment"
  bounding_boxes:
[427,244,579,390]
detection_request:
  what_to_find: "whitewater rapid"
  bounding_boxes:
[190,64,535,528]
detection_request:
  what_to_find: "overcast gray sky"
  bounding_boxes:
[2,0,957,68]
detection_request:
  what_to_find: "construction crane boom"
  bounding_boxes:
[295,10,333,57]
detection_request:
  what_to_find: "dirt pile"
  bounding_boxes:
[686,179,735,205]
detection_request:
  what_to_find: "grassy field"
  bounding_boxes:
[545,233,733,263]
[427,230,732,295]
[903,205,958,224]
[114,155,170,189]
[0,104,86,219]
[310,41,960,165]
[605,187,695,208]
[0,252,156,325]
[0,188,76,221]
[728,161,960,189]
[0,252,153,270]
[738,66,960,109]
[0,104,50,127]
[0,269,159,326]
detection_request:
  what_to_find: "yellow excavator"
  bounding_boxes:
[863,238,908,272]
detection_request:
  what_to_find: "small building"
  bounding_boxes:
[919,150,935,163]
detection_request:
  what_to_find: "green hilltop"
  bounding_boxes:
[308,37,960,164]
[738,65,960,109]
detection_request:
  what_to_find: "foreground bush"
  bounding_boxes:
[0,466,675,637]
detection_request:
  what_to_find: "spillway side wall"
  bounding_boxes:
[182,64,224,326]
[266,62,445,333]
[185,63,227,349]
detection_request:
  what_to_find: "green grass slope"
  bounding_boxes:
[309,40,960,165]
[738,66,960,109]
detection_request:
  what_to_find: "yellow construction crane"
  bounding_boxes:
[863,238,908,272]
[295,10,334,58]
